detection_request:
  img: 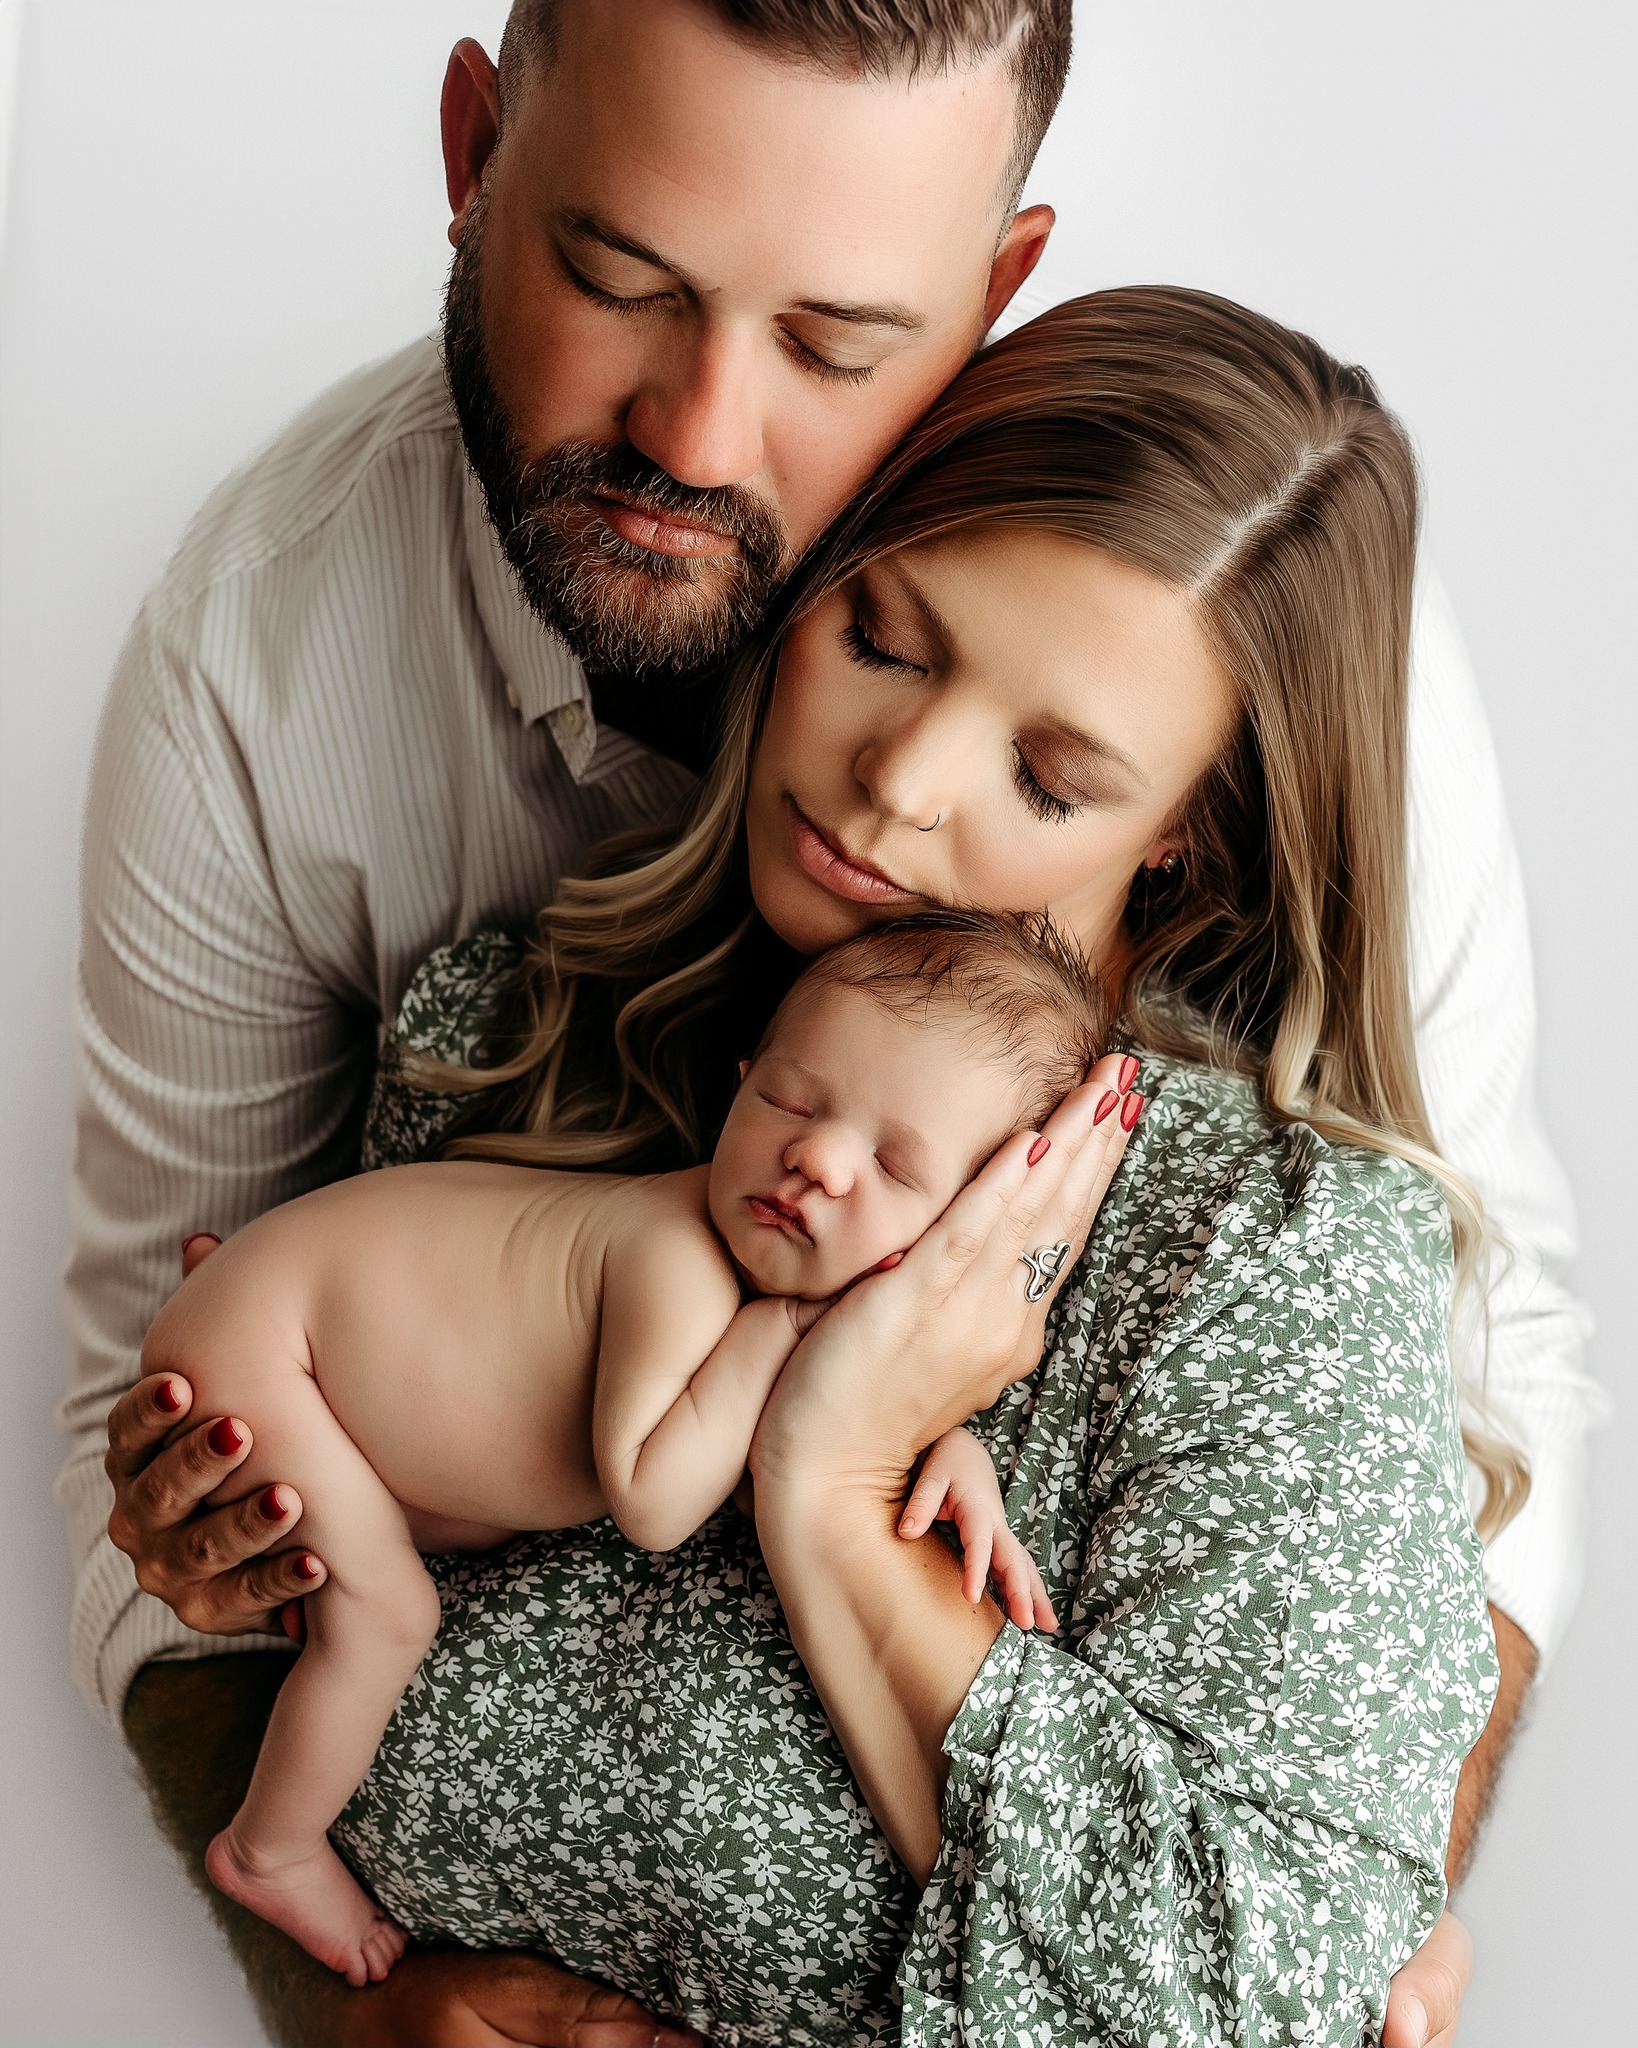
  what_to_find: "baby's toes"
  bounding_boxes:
[362,1916,408,1982]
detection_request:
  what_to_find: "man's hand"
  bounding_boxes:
[104,1233,326,1634]
[1382,1912,1471,2048]
[1380,1602,1538,2044]
[333,1950,704,2048]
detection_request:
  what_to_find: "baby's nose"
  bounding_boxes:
[783,1124,859,1198]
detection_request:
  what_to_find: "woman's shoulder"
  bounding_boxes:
[1131,1050,1449,1251]
[1094,1052,1456,1404]
[361,930,525,1171]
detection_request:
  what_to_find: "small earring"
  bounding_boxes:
[916,813,941,834]
[1158,851,1181,875]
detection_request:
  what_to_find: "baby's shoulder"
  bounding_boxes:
[604,1167,740,1308]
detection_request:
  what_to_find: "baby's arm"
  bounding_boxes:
[898,1427,1057,1632]
[593,1220,822,1552]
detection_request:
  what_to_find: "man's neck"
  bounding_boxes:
[584,666,724,776]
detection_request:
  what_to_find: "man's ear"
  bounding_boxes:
[983,203,1054,333]
[442,38,503,248]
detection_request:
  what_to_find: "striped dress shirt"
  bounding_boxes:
[56,336,1607,1726]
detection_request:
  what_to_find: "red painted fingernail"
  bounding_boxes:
[1093,1090,1119,1124]
[1118,1055,1141,1093]
[1026,1135,1050,1166]
[293,1554,322,1582]
[258,1485,287,1522]
[869,1249,905,1273]
[1120,1090,1145,1131]
[152,1379,183,1414]
[207,1418,245,1458]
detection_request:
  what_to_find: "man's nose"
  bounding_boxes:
[622,323,766,491]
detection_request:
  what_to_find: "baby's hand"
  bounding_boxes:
[898,1426,1058,1632]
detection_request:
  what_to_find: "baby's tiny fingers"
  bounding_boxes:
[899,1468,950,1540]
[962,1530,994,1606]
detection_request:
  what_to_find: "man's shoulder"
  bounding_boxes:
[152,335,460,624]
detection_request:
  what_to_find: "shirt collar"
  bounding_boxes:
[461,461,598,781]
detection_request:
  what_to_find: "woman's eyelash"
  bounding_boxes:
[841,619,923,673]
[1012,748,1078,824]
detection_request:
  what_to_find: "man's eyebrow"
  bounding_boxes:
[793,297,925,335]
[556,210,922,332]
[557,208,690,279]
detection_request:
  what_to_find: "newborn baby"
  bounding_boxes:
[141,911,1105,1983]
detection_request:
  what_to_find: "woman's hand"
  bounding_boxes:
[747,1052,1141,1879]
[105,1233,324,1636]
[332,1948,704,2048]
[751,1050,1141,1506]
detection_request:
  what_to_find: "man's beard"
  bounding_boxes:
[442,195,794,675]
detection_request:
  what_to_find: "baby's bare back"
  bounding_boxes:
[145,1159,721,1533]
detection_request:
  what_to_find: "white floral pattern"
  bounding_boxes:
[336,936,1497,2048]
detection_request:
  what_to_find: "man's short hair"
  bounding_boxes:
[498,0,1073,208]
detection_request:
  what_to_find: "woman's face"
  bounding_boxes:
[745,528,1235,963]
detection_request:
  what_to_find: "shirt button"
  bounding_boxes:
[558,701,587,737]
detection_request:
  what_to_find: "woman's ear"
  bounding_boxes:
[738,1059,750,1081]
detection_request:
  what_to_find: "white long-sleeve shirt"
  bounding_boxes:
[56,336,1607,1727]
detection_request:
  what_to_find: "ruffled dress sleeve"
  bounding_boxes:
[898,1070,1500,2048]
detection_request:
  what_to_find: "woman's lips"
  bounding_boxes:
[787,801,919,907]
[589,493,738,561]
[747,1194,812,1243]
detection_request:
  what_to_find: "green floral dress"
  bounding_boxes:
[334,933,1497,2048]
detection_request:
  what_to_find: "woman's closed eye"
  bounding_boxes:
[841,618,927,676]
[1011,745,1080,824]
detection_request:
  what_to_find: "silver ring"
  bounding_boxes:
[916,813,941,833]
[1019,1240,1071,1303]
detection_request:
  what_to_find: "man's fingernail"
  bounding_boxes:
[1093,1090,1119,1124]
[207,1418,245,1458]
[293,1553,323,1582]
[1026,1134,1050,1166]
[153,1379,184,1415]
[1117,1054,1141,1093]
[1120,1090,1145,1132]
[259,1485,287,1522]
[1399,1995,1428,2046]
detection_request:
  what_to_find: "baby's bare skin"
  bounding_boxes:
[143,975,1059,1984]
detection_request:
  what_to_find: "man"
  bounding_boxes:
[64,3,1597,2043]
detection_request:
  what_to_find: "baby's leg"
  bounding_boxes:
[188,1362,441,1984]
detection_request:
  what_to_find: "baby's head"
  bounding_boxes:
[708,911,1107,1299]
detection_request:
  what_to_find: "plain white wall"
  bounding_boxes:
[1,2,1631,2041]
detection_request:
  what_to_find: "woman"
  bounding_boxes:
[127,285,1507,2042]
[312,287,1508,2046]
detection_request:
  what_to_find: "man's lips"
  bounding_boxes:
[787,801,919,907]
[746,1194,812,1242]
[589,492,739,561]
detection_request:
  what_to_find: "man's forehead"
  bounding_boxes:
[514,0,1019,282]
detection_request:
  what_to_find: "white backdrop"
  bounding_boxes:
[2,2,1632,2041]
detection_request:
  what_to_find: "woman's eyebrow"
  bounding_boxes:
[1033,717,1148,792]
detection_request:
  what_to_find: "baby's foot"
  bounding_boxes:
[206,1826,408,1986]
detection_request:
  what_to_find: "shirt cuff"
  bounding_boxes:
[56,1448,292,1730]
[1481,1420,1595,1672]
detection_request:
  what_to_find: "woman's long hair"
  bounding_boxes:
[429,285,1526,1535]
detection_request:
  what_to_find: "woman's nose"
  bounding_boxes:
[854,707,966,835]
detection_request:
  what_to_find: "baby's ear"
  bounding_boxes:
[738,1059,750,1082]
